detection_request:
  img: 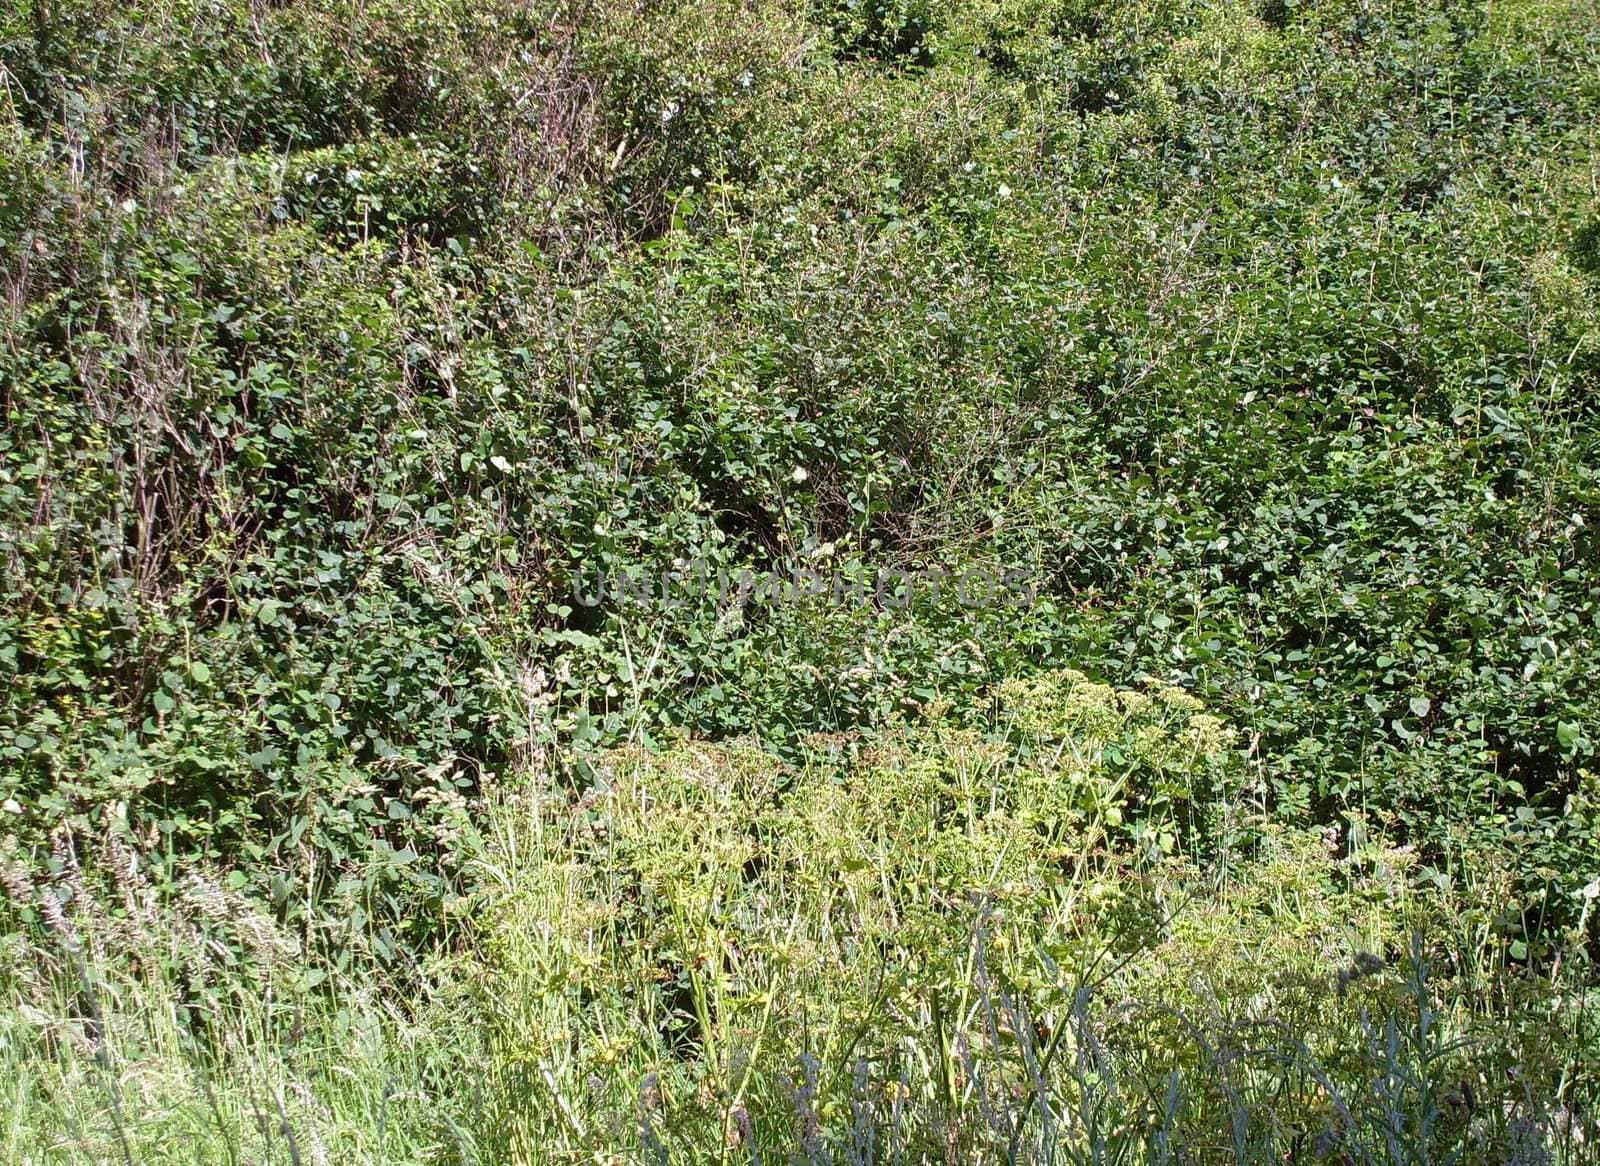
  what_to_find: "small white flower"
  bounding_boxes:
[997,183,1012,199]
[790,466,809,483]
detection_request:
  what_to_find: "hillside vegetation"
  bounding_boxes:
[2,0,1599,1161]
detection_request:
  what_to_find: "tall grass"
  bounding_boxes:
[0,835,481,1165]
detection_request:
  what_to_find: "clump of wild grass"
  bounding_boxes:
[0,818,480,1166]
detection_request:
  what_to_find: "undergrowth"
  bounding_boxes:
[3,0,1600,1160]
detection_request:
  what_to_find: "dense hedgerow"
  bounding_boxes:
[2,0,1599,1160]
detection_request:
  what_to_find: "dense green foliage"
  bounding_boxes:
[3,0,1600,1160]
